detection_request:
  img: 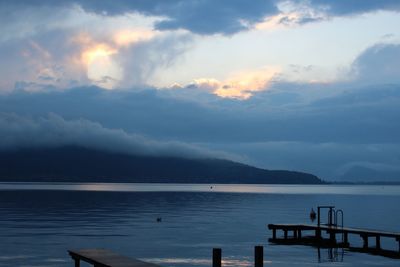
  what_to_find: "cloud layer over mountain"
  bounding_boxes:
[0,112,238,161]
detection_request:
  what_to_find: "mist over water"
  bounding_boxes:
[0,184,399,266]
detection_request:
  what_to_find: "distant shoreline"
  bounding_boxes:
[330,181,400,185]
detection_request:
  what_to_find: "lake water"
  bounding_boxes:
[0,183,399,266]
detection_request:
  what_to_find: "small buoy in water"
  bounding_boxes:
[156,217,162,222]
[310,208,316,222]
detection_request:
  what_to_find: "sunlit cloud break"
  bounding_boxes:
[183,67,280,99]
[72,29,158,89]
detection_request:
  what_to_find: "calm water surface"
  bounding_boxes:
[0,183,399,267]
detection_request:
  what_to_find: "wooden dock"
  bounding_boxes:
[268,223,400,258]
[68,248,161,267]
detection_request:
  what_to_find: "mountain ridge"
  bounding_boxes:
[0,146,323,184]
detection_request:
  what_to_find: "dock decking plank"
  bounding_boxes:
[68,249,160,267]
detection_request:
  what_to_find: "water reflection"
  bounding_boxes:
[0,187,400,266]
[1,183,400,195]
[145,257,258,267]
[318,247,344,263]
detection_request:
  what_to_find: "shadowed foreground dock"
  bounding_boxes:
[68,249,161,267]
[268,206,400,259]
[268,224,400,259]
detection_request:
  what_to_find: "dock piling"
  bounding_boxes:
[344,232,348,245]
[254,246,263,267]
[212,248,221,267]
[376,236,381,249]
[329,231,336,244]
[73,257,80,267]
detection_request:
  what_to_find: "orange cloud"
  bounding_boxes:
[255,13,301,30]
[70,29,158,89]
[81,44,118,66]
[191,67,280,99]
[113,29,157,47]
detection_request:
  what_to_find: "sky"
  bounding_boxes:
[1,0,400,181]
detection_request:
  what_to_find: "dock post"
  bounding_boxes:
[213,248,221,267]
[344,232,348,246]
[397,238,400,253]
[298,229,302,239]
[361,235,369,249]
[329,231,336,244]
[284,230,288,239]
[376,236,381,250]
[255,246,263,267]
[316,229,321,240]
[294,230,298,239]
[272,229,276,240]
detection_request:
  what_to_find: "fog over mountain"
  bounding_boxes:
[1,79,400,181]
[0,112,238,161]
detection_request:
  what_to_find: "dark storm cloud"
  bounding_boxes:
[2,0,399,35]
[0,0,278,35]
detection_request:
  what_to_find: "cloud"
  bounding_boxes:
[351,43,400,84]
[0,0,279,35]
[303,0,400,16]
[116,32,193,87]
[256,0,400,29]
[0,112,238,161]
[2,0,399,37]
[0,21,192,91]
[1,78,400,181]
[204,141,400,181]
[1,82,400,144]
[180,67,280,99]
[152,0,278,35]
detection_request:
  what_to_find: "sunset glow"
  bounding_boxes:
[192,67,280,99]
[113,29,156,47]
[81,44,121,89]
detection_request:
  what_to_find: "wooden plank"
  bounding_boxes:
[68,249,160,267]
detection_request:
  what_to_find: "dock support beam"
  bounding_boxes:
[284,230,288,239]
[213,248,221,267]
[254,246,263,267]
[272,229,276,240]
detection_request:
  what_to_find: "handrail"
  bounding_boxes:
[335,209,344,242]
